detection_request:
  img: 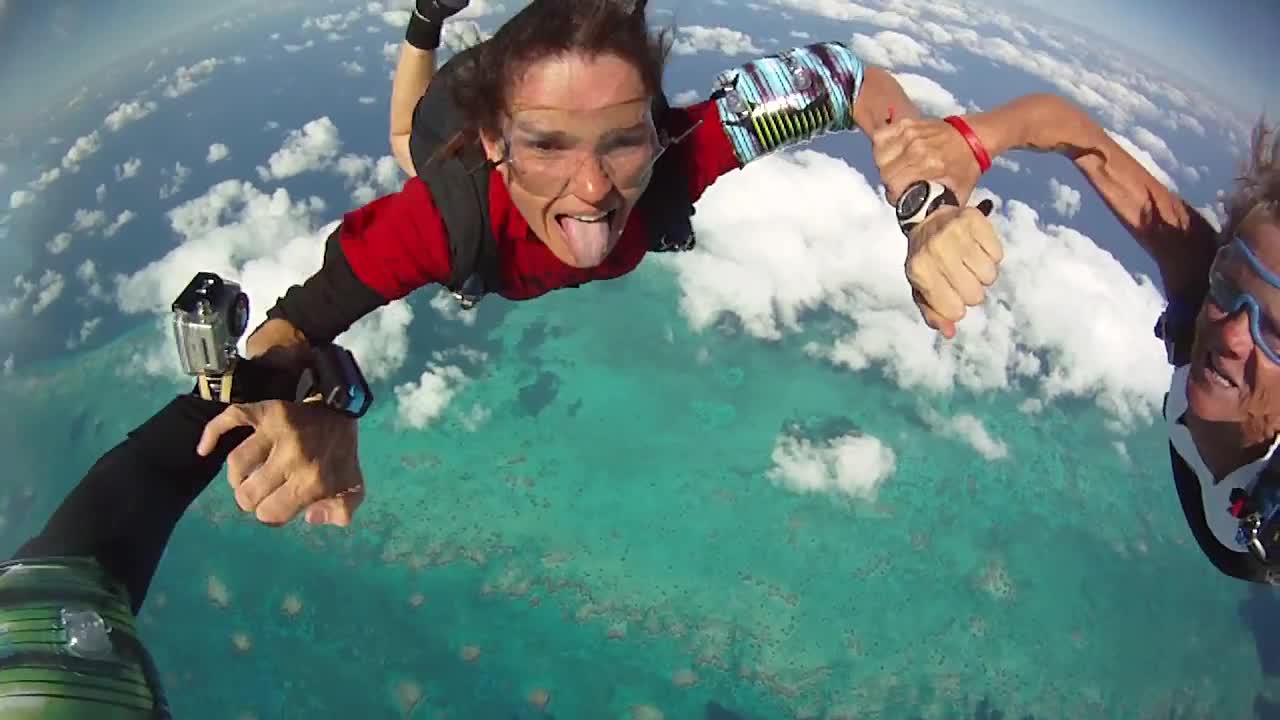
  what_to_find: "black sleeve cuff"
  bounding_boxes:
[265,225,389,346]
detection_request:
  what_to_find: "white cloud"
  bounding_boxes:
[257,117,343,182]
[103,210,137,238]
[673,26,764,56]
[96,183,107,202]
[114,180,411,382]
[207,143,230,164]
[790,30,811,39]
[358,96,377,105]
[71,209,107,232]
[1105,130,1178,191]
[1180,165,1200,184]
[0,162,5,177]
[1048,177,1081,218]
[993,156,1020,173]
[382,41,399,64]
[1130,126,1178,172]
[67,317,102,349]
[162,58,222,98]
[2,353,12,376]
[341,60,366,76]
[336,154,402,205]
[395,363,470,429]
[159,162,191,200]
[283,40,315,53]
[891,72,964,118]
[850,31,955,73]
[9,190,34,209]
[30,269,65,315]
[429,289,478,326]
[29,167,61,192]
[103,99,158,132]
[77,259,106,301]
[303,10,362,33]
[47,232,72,255]
[442,20,488,51]
[1197,202,1225,233]
[766,433,897,500]
[61,131,102,172]
[659,150,1170,429]
[920,407,1009,460]
[116,157,142,181]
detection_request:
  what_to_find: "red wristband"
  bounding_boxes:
[943,116,992,174]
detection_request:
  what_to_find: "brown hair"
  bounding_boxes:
[440,0,673,159]
[1223,116,1280,241]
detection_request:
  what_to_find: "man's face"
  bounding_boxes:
[1187,217,1280,428]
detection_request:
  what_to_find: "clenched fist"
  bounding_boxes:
[904,203,1003,339]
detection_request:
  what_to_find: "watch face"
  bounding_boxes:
[229,292,250,338]
[897,181,929,220]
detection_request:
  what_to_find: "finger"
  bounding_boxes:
[234,453,289,514]
[963,244,1000,287]
[304,485,366,528]
[226,432,272,492]
[907,259,967,325]
[256,471,337,527]
[935,248,987,307]
[964,208,1005,264]
[913,289,957,339]
[197,405,256,456]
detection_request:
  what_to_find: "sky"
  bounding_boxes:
[1003,0,1279,116]
[0,0,1276,123]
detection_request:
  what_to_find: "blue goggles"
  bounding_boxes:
[1206,236,1280,365]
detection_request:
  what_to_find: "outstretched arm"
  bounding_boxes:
[875,93,1218,302]
[11,362,298,613]
[970,93,1218,299]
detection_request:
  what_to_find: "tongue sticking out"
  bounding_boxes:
[559,215,612,266]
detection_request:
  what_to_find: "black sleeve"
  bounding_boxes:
[265,225,389,346]
[11,361,298,613]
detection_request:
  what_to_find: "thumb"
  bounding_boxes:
[196,404,255,457]
[913,290,957,340]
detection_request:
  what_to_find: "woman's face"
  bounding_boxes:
[1187,215,1280,430]
[480,51,658,269]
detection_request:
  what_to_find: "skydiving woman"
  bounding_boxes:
[194,0,1003,528]
[872,93,1280,584]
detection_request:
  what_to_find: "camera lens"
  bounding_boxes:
[229,292,249,337]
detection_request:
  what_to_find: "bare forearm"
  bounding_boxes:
[968,93,1215,296]
[389,42,437,175]
[853,66,922,136]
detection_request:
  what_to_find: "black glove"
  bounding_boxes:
[407,0,470,50]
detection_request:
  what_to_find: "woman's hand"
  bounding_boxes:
[904,203,1003,339]
[872,117,987,207]
[196,400,365,527]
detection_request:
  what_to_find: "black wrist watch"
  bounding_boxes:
[895,180,959,236]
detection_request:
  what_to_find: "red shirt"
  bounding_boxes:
[337,100,741,303]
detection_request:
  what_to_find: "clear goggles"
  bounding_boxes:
[498,99,691,198]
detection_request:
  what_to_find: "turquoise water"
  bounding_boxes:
[2,258,1276,719]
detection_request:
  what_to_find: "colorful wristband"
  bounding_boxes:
[943,116,992,174]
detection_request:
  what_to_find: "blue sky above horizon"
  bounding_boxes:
[0,0,1276,124]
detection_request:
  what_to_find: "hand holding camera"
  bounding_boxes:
[172,272,372,527]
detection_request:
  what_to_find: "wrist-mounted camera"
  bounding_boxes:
[172,272,249,402]
[171,271,373,418]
